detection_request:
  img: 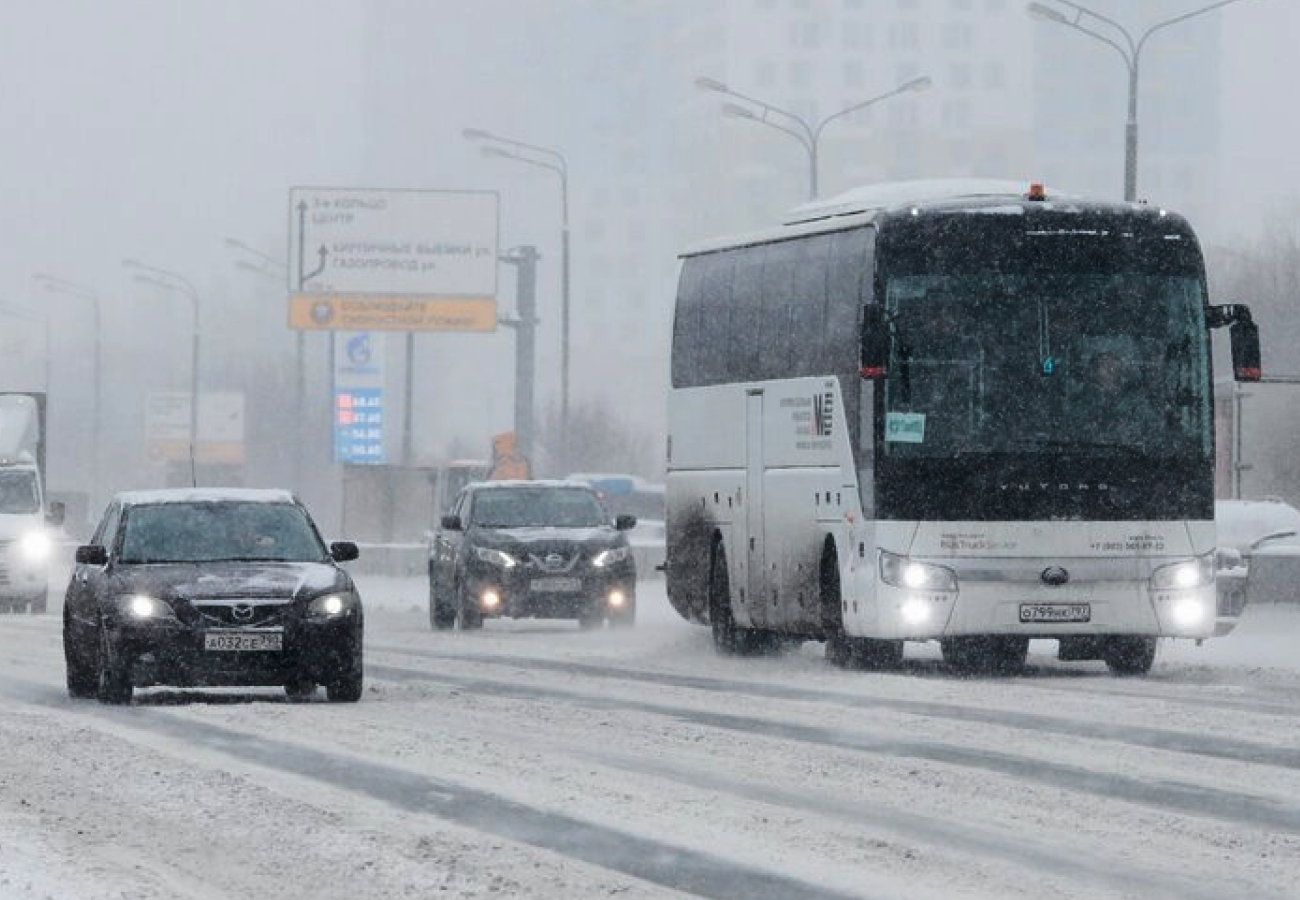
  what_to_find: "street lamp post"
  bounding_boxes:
[1027,0,1252,202]
[123,260,201,486]
[33,274,103,512]
[464,128,571,471]
[695,74,932,199]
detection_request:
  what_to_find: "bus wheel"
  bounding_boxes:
[821,547,902,671]
[1103,636,1156,677]
[708,543,771,655]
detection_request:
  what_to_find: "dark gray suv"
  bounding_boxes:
[427,481,637,630]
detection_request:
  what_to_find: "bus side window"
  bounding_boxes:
[753,240,797,379]
[789,234,833,378]
[698,251,737,385]
[731,246,766,382]
[671,257,707,387]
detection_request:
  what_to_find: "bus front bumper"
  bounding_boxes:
[865,580,1218,641]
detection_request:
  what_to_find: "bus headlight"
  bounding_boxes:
[1151,554,1214,591]
[19,530,52,563]
[880,551,957,592]
[900,596,932,626]
[1171,596,1208,628]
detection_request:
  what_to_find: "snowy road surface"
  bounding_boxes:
[2,575,1298,900]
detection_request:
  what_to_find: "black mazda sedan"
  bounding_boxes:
[62,489,363,704]
[428,481,637,629]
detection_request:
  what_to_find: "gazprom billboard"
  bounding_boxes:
[288,187,499,332]
[333,331,385,465]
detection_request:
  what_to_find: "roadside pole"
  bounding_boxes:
[500,247,538,466]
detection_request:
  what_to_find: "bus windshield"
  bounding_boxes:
[881,274,1211,459]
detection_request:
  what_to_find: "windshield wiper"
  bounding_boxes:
[1006,438,1147,454]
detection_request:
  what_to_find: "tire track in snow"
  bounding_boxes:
[0,674,878,900]
[366,663,1300,835]
[372,644,1300,769]
[578,749,1275,900]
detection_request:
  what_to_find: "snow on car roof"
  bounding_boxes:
[115,488,298,506]
[471,480,593,491]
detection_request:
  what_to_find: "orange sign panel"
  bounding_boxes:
[288,295,497,332]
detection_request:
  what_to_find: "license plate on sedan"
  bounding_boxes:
[1019,603,1091,624]
[204,630,283,652]
[532,577,582,593]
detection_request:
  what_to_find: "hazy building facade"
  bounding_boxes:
[1030,0,1225,226]
[669,0,1036,242]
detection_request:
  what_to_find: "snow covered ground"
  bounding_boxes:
[1,573,1298,899]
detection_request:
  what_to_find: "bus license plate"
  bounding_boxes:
[1019,603,1091,624]
[204,630,283,652]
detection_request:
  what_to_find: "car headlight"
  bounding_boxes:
[19,530,52,563]
[1151,553,1214,591]
[115,594,177,620]
[473,546,519,568]
[592,546,630,568]
[308,591,358,618]
[879,551,958,592]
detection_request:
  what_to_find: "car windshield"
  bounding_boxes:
[470,488,608,529]
[0,470,39,514]
[118,501,327,564]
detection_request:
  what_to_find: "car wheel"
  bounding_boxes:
[1103,636,1157,677]
[325,644,363,702]
[285,677,316,701]
[96,627,133,705]
[455,583,483,631]
[429,575,455,631]
[64,611,98,700]
[29,590,48,615]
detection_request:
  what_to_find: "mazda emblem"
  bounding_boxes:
[544,553,564,569]
[1040,566,1070,587]
[232,603,255,622]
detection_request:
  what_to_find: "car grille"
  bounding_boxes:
[524,551,580,573]
[195,602,292,628]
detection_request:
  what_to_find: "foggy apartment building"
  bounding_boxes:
[516,0,685,446]
[667,0,1036,243]
[1030,0,1225,228]
[356,1,682,460]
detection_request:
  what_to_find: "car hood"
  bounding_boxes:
[107,561,350,602]
[472,526,624,550]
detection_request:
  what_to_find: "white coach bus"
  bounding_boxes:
[665,180,1261,676]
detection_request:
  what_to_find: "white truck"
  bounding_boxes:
[0,392,62,613]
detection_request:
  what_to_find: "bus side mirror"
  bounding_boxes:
[1230,319,1261,382]
[859,306,888,379]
